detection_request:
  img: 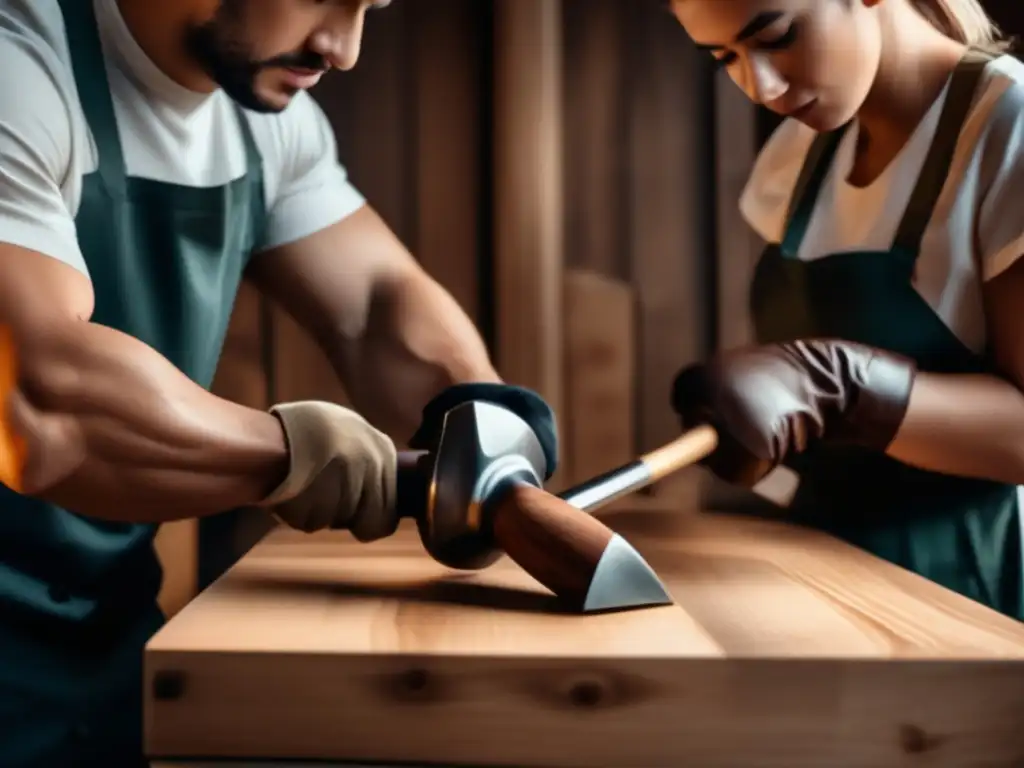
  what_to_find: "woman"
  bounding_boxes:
[668,0,1024,619]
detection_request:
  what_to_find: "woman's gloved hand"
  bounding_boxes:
[409,383,559,480]
[670,339,917,486]
[258,401,399,542]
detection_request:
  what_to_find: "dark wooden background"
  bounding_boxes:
[155,0,1024,614]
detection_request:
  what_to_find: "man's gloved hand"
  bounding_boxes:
[257,401,398,542]
[408,383,559,480]
[670,339,917,486]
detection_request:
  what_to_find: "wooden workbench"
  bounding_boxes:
[145,506,1024,768]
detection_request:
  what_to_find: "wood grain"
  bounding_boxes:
[145,509,1024,766]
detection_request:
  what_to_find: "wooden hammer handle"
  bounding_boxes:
[395,425,720,520]
[640,424,719,482]
[557,424,718,512]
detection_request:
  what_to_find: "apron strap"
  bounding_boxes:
[779,47,994,260]
[59,0,267,199]
[779,125,847,257]
[57,0,127,192]
[891,47,995,254]
[233,106,263,180]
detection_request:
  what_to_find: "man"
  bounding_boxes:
[0,0,557,765]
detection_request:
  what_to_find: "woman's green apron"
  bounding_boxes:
[0,0,267,764]
[751,48,1024,621]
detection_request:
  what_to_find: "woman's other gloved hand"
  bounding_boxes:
[670,339,917,486]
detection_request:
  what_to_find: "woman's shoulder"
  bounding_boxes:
[963,54,1024,281]
[965,54,1024,155]
[738,118,818,244]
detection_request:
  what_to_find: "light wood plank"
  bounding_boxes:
[145,510,1024,766]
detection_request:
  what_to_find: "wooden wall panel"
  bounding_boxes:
[410,1,483,322]
[625,5,715,462]
[562,0,628,279]
[563,269,635,484]
[713,71,761,354]
[559,0,716,501]
[492,0,566,493]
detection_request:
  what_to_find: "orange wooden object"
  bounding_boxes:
[0,326,25,492]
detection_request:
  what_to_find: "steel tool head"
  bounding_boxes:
[583,533,673,612]
[421,400,547,570]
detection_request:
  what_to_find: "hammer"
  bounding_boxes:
[397,400,718,613]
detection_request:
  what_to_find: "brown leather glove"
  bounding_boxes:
[257,401,398,541]
[670,339,917,486]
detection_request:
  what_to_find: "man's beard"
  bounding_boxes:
[183,2,328,114]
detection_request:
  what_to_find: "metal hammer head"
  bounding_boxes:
[419,400,547,570]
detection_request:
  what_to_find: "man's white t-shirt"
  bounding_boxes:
[740,53,1024,358]
[0,0,367,280]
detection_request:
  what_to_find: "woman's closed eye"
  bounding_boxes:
[712,22,801,69]
[760,22,799,50]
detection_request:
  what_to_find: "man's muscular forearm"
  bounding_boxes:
[5,319,289,523]
[329,269,501,439]
[247,207,501,442]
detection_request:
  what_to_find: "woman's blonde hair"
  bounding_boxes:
[911,0,1013,53]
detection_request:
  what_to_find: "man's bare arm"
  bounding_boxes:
[248,205,501,441]
[0,244,289,523]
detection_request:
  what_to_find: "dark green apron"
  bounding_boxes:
[0,0,266,764]
[750,48,1024,621]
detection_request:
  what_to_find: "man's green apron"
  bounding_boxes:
[0,0,266,764]
[750,48,1024,621]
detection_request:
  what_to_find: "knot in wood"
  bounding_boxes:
[899,724,933,754]
[526,670,647,711]
[151,670,186,702]
[402,668,430,691]
[391,667,442,703]
[569,679,605,708]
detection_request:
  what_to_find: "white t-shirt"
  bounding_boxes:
[740,53,1024,357]
[0,0,367,280]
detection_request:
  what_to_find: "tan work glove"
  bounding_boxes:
[257,401,399,542]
